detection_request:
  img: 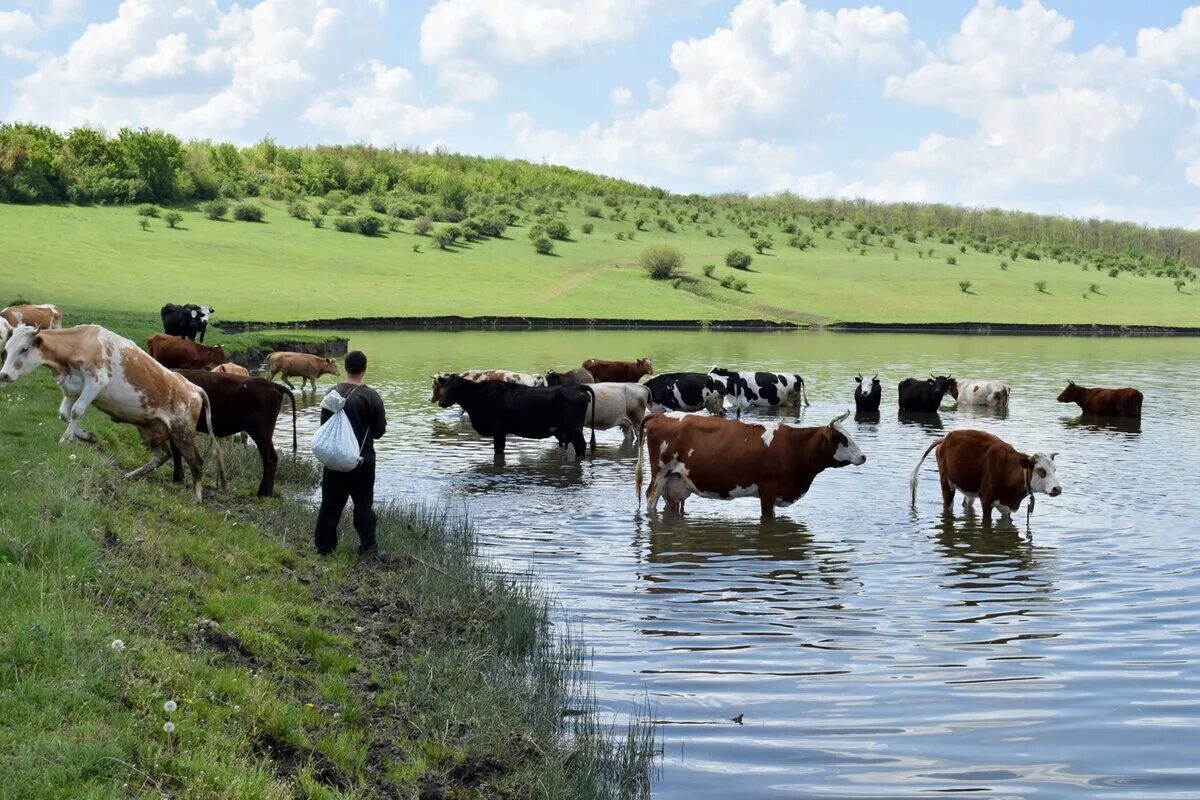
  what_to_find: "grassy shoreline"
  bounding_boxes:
[0,370,654,798]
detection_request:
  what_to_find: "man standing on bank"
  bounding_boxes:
[314,350,388,556]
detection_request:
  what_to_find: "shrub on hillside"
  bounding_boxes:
[640,244,685,280]
[434,229,455,249]
[478,214,507,237]
[545,220,570,241]
[139,218,150,231]
[534,237,555,255]
[388,202,418,220]
[201,200,228,220]
[1108,268,1119,278]
[1089,283,1101,294]
[959,280,972,293]
[581,222,594,234]
[947,256,957,265]
[164,211,183,228]
[1024,250,1041,260]
[355,215,382,236]
[288,201,308,219]
[369,195,388,214]
[461,219,483,240]
[338,201,357,216]
[702,264,716,278]
[316,198,335,215]
[732,279,748,292]
[1000,260,1008,270]
[311,215,325,228]
[725,250,752,271]
[387,218,402,232]
[584,206,601,218]
[753,238,773,254]
[137,204,160,218]
[333,217,356,233]
[1035,281,1048,293]
[719,275,736,289]
[233,202,265,222]
[413,216,434,236]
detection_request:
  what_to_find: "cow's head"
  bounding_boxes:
[320,357,339,377]
[430,373,450,402]
[1019,452,1062,497]
[856,374,881,398]
[545,370,564,387]
[1057,381,1083,404]
[0,325,43,385]
[930,374,955,398]
[824,411,866,466]
[636,357,654,376]
[199,305,213,323]
[205,344,227,366]
[703,390,726,416]
[437,374,469,408]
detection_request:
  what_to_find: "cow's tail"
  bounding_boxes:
[275,382,297,454]
[910,437,944,505]
[797,375,810,407]
[635,413,654,509]
[198,387,226,491]
[584,384,597,453]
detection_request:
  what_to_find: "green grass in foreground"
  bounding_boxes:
[1,200,1195,327]
[0,370,654,799]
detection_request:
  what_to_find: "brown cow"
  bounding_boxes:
[173,370,296,497]
[1057,381,1143,417]
[1,303,62,349]
[635,410,866,519]
[582,357,653,383]
[147,333,227,370]
[212,362,250,377]
[0,324,221,502]
[911,430,1062,524]
[265,352,339,392]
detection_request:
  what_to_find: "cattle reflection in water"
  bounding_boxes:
[929,515,1055,611]
[1064,414,1143,435]
[897,409,944,431]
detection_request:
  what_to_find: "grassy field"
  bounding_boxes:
[0,365,653,799]
[1,200,1195,327]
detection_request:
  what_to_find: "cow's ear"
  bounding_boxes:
[1018,455,1034,469]
[1049,452,1058,461]
[32,335,43,347]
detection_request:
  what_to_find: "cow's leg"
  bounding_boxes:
[570,430,587,459]
[962,494,976,513]
[280,375,296,390]
[61,375,101,443]
[646,469,666,512]
[170,441,183,483]
[759,495,776,521]
[251,431,278,497]
[125,423,173,480]
[170,424,206,504]
[940,479,955,513]
[981,496,995,526]
[619,419,635,444]
[57,393,75,423]
[493,433,506,455]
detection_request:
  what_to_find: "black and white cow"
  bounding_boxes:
[161,303,214,342]
[854,374,882,412]
[708,367,810,412]
[898,375,957,412]
[643,372,725,415]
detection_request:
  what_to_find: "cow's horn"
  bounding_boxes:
[828,410,850,427]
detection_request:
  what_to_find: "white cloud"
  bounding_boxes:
[0,10,40,60]
[302,59,472,144]
[1136,5,1200,77]
[610,85,632,107]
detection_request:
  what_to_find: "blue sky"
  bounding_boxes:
[1,1,1198,227]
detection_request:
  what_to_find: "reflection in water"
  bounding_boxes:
[854,410,881,425]
[898,408,944,430]
[1063,413,1143,435]
[277,330,1200,800]
[954,404,1011,422]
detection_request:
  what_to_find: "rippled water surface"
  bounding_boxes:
[285,331,1200,799]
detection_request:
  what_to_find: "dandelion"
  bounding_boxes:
[164,700,177,714]
[110,639,126,653]
[163,721,175,734]
[69,454,77,461]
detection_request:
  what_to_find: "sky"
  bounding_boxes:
[1,1,1198,228]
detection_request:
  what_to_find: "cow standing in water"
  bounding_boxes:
[898,375,957,412]
[708,367,810,412]
[854,375,882,412]
[582,358,653,383]
[265,352,340,393]
[0,324,221,502]
[643,372,726,415]
[636,411,866,520]
[910,430,1061,525]
[1057,381,1143,418]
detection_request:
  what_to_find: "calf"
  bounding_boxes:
[212,362,250,377]
[708,367,810,413]
[854,374,881,412]
[898,375,957,412]
[1057,381,1142,417]
[173,370,295,497]
[430,370,546,403]
[265,352,339,392]
[954,379,1011,409]
[0,324,220,502]
[910,429,1061,524]
[643,372,726,415]
[636,411,866,520]
[161,303,214,342]
[1,303,62,349]
[436,376,594,457]
[582,357,653,383]
[545,367,595,386]
[581,382,652,446]
[147,333,226,370]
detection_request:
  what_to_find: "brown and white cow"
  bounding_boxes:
[147,333,227,370]
[910,429,1061,524]
[582,358,653,383]
[265,352,339,392]
[429,370,547,403]
[212,362,250,377]
[0,324,221,502]
[0,303,62,349]
[1057,381,1143,418]
[635,410,866,519]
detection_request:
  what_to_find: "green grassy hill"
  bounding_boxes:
[2,198,1196,327]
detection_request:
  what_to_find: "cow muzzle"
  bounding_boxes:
[1049,486,1062,497]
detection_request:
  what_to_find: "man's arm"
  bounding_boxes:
[371,392,387,439]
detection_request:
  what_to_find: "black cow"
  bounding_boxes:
[898,375,957,412]
[161,303,214,342]
[436,376,595,458]
[854,374,882,412]
[171,370,296,497]
[708,367,809,412]
[643,372,725,414]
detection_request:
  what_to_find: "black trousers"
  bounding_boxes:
[314,460,377,555]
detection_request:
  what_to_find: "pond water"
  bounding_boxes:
[281,330,1200,799]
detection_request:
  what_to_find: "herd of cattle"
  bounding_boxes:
[0,301,1145,523]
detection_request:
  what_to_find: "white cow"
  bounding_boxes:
[953,380,1011,410]
[582,382,652,446]
[0,324,222,502]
